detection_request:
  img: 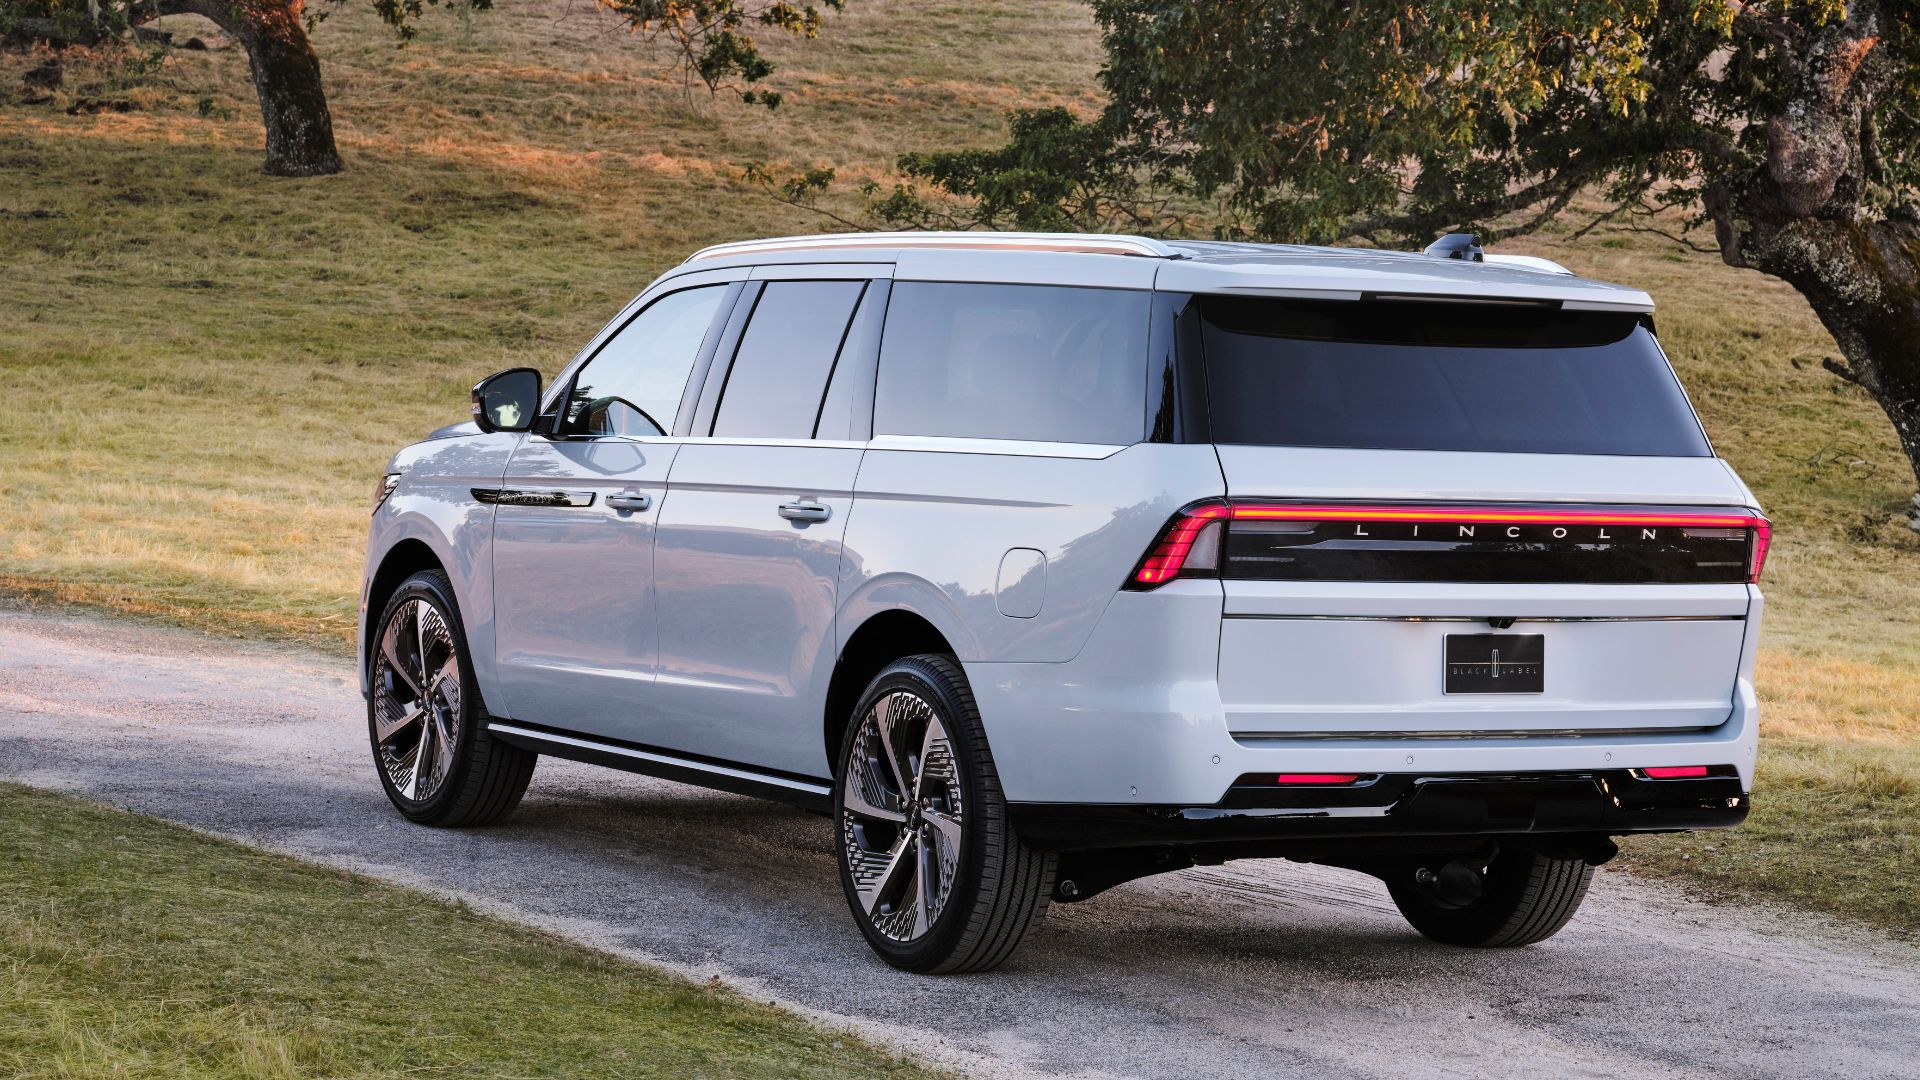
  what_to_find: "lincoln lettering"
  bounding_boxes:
[1323,521,1688,544]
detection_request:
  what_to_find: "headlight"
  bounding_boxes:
[372,472,401,513]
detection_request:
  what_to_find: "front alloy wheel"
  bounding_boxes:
[373,596,461,803]
[368,570,536,826]
[834,655,1054,973]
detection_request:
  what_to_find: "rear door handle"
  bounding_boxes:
[777,500,831,523]
[607,491,652,513]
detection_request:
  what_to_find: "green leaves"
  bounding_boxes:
[830,0,1914,248]
[595,0,845,108]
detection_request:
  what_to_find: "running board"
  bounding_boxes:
[486,721,832,811]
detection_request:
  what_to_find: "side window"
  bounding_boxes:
[711,280,867,439]
[873,282,1151,444]
[814,280,890,441]
[565,285,727,437]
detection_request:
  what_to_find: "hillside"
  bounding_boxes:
[1,0,1915,929]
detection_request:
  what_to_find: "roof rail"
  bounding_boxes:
[684,231,1178,263]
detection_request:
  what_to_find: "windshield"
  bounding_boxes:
[1195,296,1711,457]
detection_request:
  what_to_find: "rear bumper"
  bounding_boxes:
[1010,769,1749,851]
[966,582,1763,806]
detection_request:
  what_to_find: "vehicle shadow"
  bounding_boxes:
[496,769,1457,974]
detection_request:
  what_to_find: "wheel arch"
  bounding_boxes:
[823,608,956,773]
[362,537,446,680]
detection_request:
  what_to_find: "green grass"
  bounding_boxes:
[1,0,1917,936]
[0,783,943,1079]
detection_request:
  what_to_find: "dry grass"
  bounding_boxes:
[1,0,1917,932]
[0,0,1102,646]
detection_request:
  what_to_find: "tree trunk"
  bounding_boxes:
[1704,2,1920,516]
[1709,187,1920,488]
[157,0,341,176]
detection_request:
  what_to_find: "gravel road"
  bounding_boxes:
[2,606,1916,1079]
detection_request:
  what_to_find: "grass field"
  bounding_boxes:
[0,783,941,1078]
[1,0,1916,937]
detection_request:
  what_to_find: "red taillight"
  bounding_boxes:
[1227,503,1765,530]
[1272,773,1365,785]
[1748,516,1772,583]
[1639,765,1710,779]
[1126,501,1772,588]
[1130,502,1228,586]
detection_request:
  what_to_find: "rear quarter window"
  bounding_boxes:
[874,282,1151,445]
[1195,296,1712,457]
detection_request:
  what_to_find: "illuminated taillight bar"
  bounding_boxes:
[1228,503,1764,530]
[1126,501,1773,588]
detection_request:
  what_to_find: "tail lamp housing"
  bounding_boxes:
[1125,501,1771,588]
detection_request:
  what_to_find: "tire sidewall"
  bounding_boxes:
[369,570,484,824]
[833,656,991,970]
[1387,849,1587,946]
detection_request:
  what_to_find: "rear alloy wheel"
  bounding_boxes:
[370,570,536,826]
[1385,847,1594,947]
[835,655,1054,973]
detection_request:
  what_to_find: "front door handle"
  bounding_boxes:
[606,491,652,513]
[777,500,831,523]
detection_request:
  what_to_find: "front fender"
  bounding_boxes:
[359,431,519,696]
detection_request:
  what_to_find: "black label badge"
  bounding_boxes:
[1444,634,1545,694]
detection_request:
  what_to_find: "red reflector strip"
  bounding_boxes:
[1273,773,1364,786]
[1639,765,1710,779]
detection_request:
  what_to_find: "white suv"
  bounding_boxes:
[360,232,1766,972]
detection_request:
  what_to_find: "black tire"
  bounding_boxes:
[1386,848,1593,947]
[833,654,1055,973]
[368,569,536,827]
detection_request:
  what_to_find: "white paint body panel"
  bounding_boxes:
[488,435,680,741]
[1217,614,1748,735]
[1213,446,1746,505]
[839,443,1224,666]
[651,440,863,775]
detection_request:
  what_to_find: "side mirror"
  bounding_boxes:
[471,368,542,434]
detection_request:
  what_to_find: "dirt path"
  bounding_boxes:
[2,608,1915,1079]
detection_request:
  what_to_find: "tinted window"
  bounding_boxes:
[1198,297,1710,456]
[874,283,1150,444]
[566,285,726,437]
[814,281,890,441]
[712,280,866,439]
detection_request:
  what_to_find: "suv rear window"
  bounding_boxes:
[875,282,1150,445]
[1196,297,1711,457]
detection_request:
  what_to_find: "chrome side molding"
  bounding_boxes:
[472,488,597,508]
